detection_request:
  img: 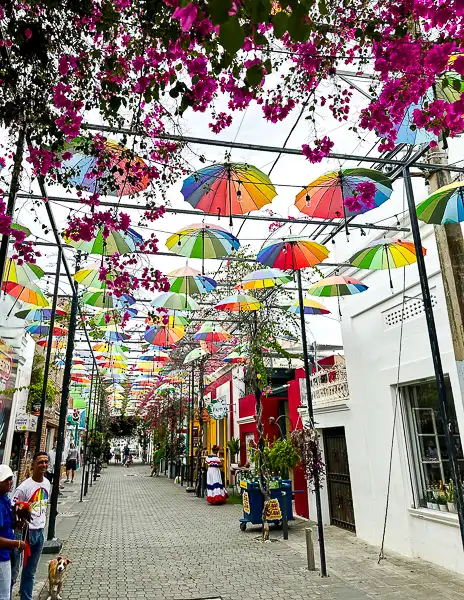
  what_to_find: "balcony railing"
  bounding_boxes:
[309,365,349,411]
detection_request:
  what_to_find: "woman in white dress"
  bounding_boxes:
[205,445,228,505]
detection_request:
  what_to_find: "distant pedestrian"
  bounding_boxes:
[114,448,121,464]
[65,443,78,483]
[0,465,25,600]
[205,445,228,505]
[45,443,56,484]
[12,452,50,600]
[122,444,130,466]
[150,445,163,477]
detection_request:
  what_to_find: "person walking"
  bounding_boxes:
[11,452,50,600]
[122,443,130,466]
[150,444,163,477]
[45,443,56,484]
[205,445,228,505]
[65,443,78,483]
[0,465,25,600]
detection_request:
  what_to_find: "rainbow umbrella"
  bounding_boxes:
[144,325,185,347]
[104,330,130,342]
[224,345,248,364]
[82,291,135,309]
[15,307,67,320]
[151,292,199,311]
[348,239,425,290]
[91,307,138,327]
[257,237,329,271]
[307,276,368,297]
[26,323,69,336]
[103,374,127,382]
[167,266,217,294]
[36,338,66,349]
[92,342,129,353]
[295,169,393,220]
[137,350,170,363]
[181,163,277,226]
[59,137,151,197]
[416,181,464,225]
[64,228,143,256]
[2,282,48,307]
[3,258,44,285]
[106,384,125,393]
[193,322,231,343]
[184,347,209,364]
[74,264,117,290]
[286,298,331,316]
[236,268,291,290]
[394,90,438,146]
[199,340,220,353]
[148,313,190,327]
[214,293,261,312]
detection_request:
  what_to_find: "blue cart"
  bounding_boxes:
[239,477,294,531]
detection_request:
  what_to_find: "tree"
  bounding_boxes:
[28,354,59,413]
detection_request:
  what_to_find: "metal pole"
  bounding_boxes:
[403,168,464,548]
[36,248,62,447]
[296,268,327,577]
[47,258,80,542]
[80,362,95,502]
[305,528,316,571]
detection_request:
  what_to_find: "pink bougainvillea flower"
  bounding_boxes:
[172,3,198,32]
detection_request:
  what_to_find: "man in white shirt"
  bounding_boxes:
[11,452,50,600]
[46,444,56,484]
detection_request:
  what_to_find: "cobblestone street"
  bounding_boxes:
[31,465,464,600]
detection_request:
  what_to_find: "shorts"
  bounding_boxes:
[66,459,77,471]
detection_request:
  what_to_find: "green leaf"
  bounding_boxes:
[263,58,272,74]
[208,0,232,25]
[318,0,328,16]
[219,16,245,55]
[288,7,310,42]
[246,63,264,87]
[253,31,268,46]
[248,0,272,24]
[272,11,289,39]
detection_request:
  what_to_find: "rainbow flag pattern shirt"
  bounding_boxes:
[13,478,51,530]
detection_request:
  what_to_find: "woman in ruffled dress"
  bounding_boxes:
[205,445,228,505]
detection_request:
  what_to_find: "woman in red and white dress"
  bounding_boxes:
[205,446,229,505]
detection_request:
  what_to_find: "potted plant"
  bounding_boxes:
[227,438,241,464]
[436,494,448,512]
[445,480,457,513]
[425,489,434,509]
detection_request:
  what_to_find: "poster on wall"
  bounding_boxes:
[0,338,18,463]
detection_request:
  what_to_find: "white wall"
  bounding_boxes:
[333,223,464,572]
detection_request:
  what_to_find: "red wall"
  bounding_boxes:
[238,393,284,464]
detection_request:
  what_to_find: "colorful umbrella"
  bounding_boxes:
[307,276,368,297]
[137,351,170,363]
[106,384,125,393]
[199,340,220,353]
[2,282,48,307]
[104,330,130,342]
[224,346,248,364]
[74,264,116,290]
[286,298,331,316]
[15,307,67,320]
[257,237,329,270]
[26,323,69,336]
[148,313,190,327]
[214,293,262,312]
[151,292,199,311]
[184,347,209,364]
[193,322,231,343]
[236,268,291,290]
[36,338,66,349]
[3,258,44,285]
[416,181,464,225]
[348,239,425,289]
[167,266,217,294]
[181,163,277,226]
[82,291,135,309]
[91,307,138,327]
[166,223,240,262]
[64,228,143,256]
[59,137,150,197]
[295,169,393,220]
[92,342,129,353]
[144,325,185,347]
[394,90,438,146]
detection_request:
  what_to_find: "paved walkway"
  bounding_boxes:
[29,465,464,600]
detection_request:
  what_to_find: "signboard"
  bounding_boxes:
[207,394,229,420]
[0,339,18,462]
[14,414,37,432]
[79,409,86,429]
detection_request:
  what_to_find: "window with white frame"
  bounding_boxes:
[402,378,464,505]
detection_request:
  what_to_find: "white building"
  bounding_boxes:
[300,220,464,574]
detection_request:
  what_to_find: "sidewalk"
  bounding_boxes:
[21,464,464,600]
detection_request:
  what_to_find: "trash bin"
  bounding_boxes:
[239,477,292,531]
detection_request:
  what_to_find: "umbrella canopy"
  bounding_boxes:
[214,293,262,312]
[26,323,69,336]
[167,266,217,295]
[36,338,66,349]
[2,282,48,307]
[64,228,143,256]
[74,264,117,290]
[295,169,393,219]
[199,340,220,353]
[394,90,438,146]
[3,258,44,285]
[416,181,464,225]
[148,314,190,327]
[151,292,199,311]
[166,224,240,259]
[307,276,368,297]
[137,350,170,363]
[91,308,138,328]
[104,330,130,342]
[59,137,150,197]
[193,322,231,343]
[349,239,424,270]
[257,237,329,271]
[236,268,291,290]
[92,342,129,353]
[82,291,135,309]
[106,384,125,393]
[144,325,185,347]
[15,307,67,320]
[181,163,277,225]
[286,298,331,316]
[184,347,209,364]
[224,345,248,364]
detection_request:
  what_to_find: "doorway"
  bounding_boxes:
[324,427,356,532]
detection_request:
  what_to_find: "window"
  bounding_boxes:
[403,378,464,505]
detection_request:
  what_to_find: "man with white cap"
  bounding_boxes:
[0,465,25,600]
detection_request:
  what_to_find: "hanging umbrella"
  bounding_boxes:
[103,373,127,382]
[59,136,151,197]
[295,169,393,220]
[144,325,185,347]
[74,264,117,290]
[26,323,69,336]
[199,340,220,353]
[167,266,217,294]
[15,307,67,320]
[193,322,231,342]
[11,222,31,237]
[148,313,190,327]
[307,276,369,297]
[104,330,130,342]
[91,307,138,327]
[2,282,48,307]
[224,345,248,364]
[92,342,129,353]
[3,258,44,285]
[437,60,464,104]
[54,359,65,368]
[181,163,277,226]
[137,350,170,363]
[82,291,135,309]
[64,228,143,256]
[236,268,291,290]
[184,347,209,364]
[36,338,66,349]
[416,181,464,225]
[394,90,438,146]
[214,293,262,312]
[106,384,125,393]
[257,237,329,270]
[286,298,331,316]
[151,292,199,311]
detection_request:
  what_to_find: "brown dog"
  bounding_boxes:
[47,556,71,600]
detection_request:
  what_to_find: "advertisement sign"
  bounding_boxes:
[14,414,37,432]
[0,338,18,462]
[79,409,86,429]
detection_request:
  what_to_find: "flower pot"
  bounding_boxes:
[439,504,449,512]
[447,502,457,514]
[427,502,433,509]
[431,503,439,510]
